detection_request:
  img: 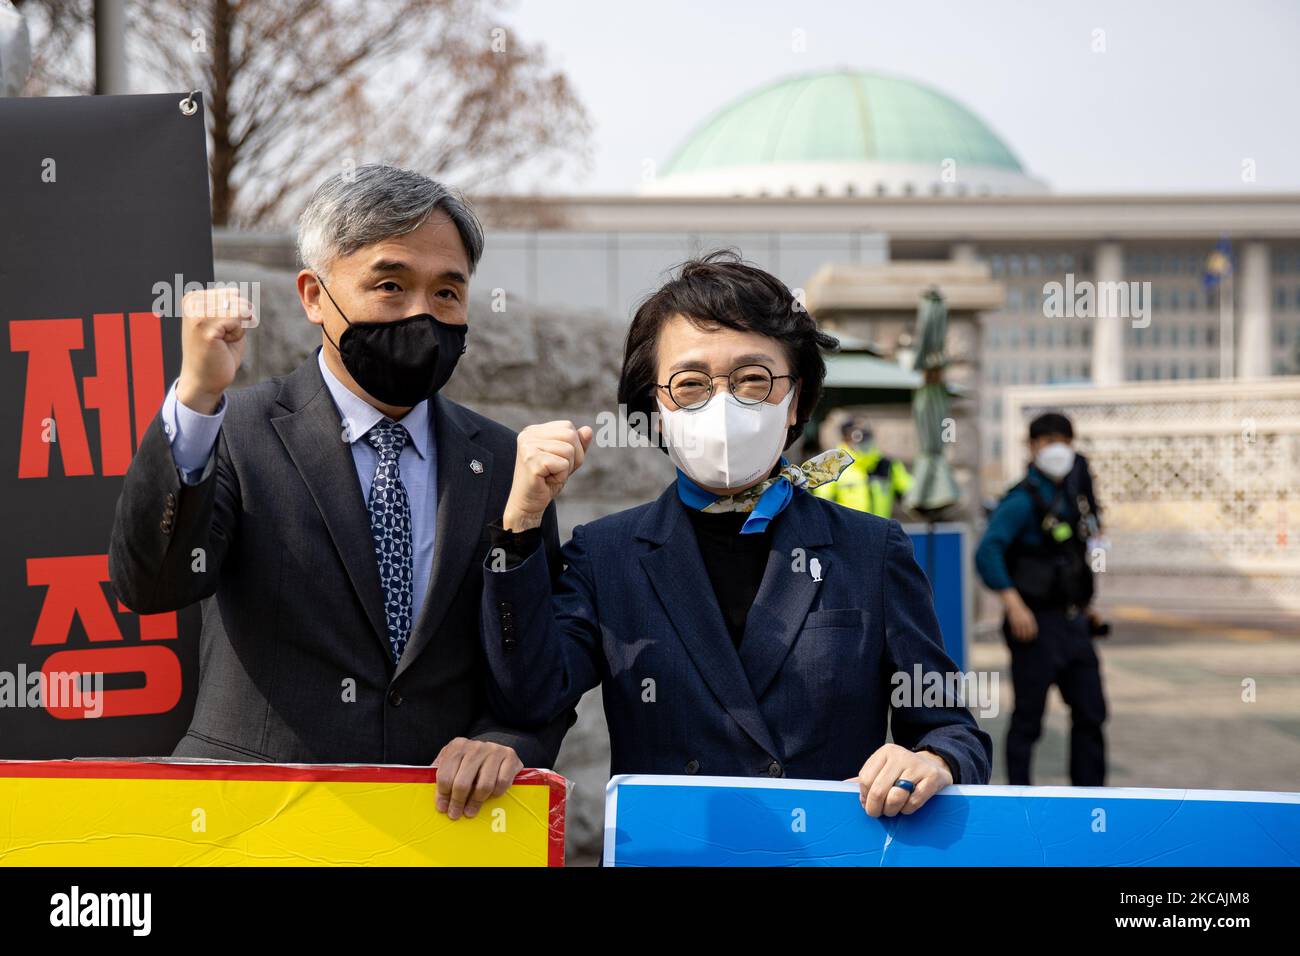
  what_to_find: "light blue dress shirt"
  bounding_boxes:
[160,349,439,627]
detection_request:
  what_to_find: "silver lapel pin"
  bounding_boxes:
[469,459,484,475]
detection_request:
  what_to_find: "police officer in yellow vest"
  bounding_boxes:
[813,418,913,519]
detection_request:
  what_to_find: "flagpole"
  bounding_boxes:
[1219,270,1234,380]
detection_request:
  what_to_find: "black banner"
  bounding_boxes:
[0,92,212,757]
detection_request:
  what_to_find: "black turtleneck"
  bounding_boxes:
[684,507,773,646]
[681,461,787,646]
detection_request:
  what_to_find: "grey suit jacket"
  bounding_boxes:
[108,349,573,767]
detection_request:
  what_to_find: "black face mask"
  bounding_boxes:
[318,276,467,407]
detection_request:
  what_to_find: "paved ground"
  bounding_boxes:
[970,608,1300,791]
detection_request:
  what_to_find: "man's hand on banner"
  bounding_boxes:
[177,287,254,414]
[432,737,523,820]
[850,742,953,818]
[503,420,594,532]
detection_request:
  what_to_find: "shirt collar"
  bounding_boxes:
[316,347,431,459]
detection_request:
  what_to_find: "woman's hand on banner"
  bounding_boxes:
[850,742,954,818]
[503,420,593,531]
[177,287,254,414]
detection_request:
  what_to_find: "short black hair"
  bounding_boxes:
[1029,411,1074,441]
[617,250,839,448]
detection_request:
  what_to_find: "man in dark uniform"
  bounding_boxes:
[976,412,1107,786]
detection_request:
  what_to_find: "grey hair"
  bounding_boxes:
[297,164,485,278]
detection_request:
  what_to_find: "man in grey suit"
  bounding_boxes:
[109,164,572,821]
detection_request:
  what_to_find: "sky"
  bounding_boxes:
[502,0,1300,195]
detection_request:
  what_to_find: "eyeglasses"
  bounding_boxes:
[654,364,798,411]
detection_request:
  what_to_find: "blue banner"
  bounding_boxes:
[605,775,1300,866]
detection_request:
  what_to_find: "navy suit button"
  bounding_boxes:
[388,688,403,707]
[767,761,783,777]
[685,759,699,774]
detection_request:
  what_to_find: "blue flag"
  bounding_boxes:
[1203,236,1232,290]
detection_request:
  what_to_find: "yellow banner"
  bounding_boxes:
[0,761,566,866]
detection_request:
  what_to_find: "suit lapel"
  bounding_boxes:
[394,394,492,680]
[270,354,391,661]
[636,486,781,759]
[736,491,834,700]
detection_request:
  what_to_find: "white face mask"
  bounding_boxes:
[657,390,794,490]
[1034,442,1076,480]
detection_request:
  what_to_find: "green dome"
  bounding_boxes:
[661,69,1025,177]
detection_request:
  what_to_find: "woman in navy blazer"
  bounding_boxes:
[481,252,991,818]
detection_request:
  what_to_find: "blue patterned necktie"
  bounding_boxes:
[365,419,414,664]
